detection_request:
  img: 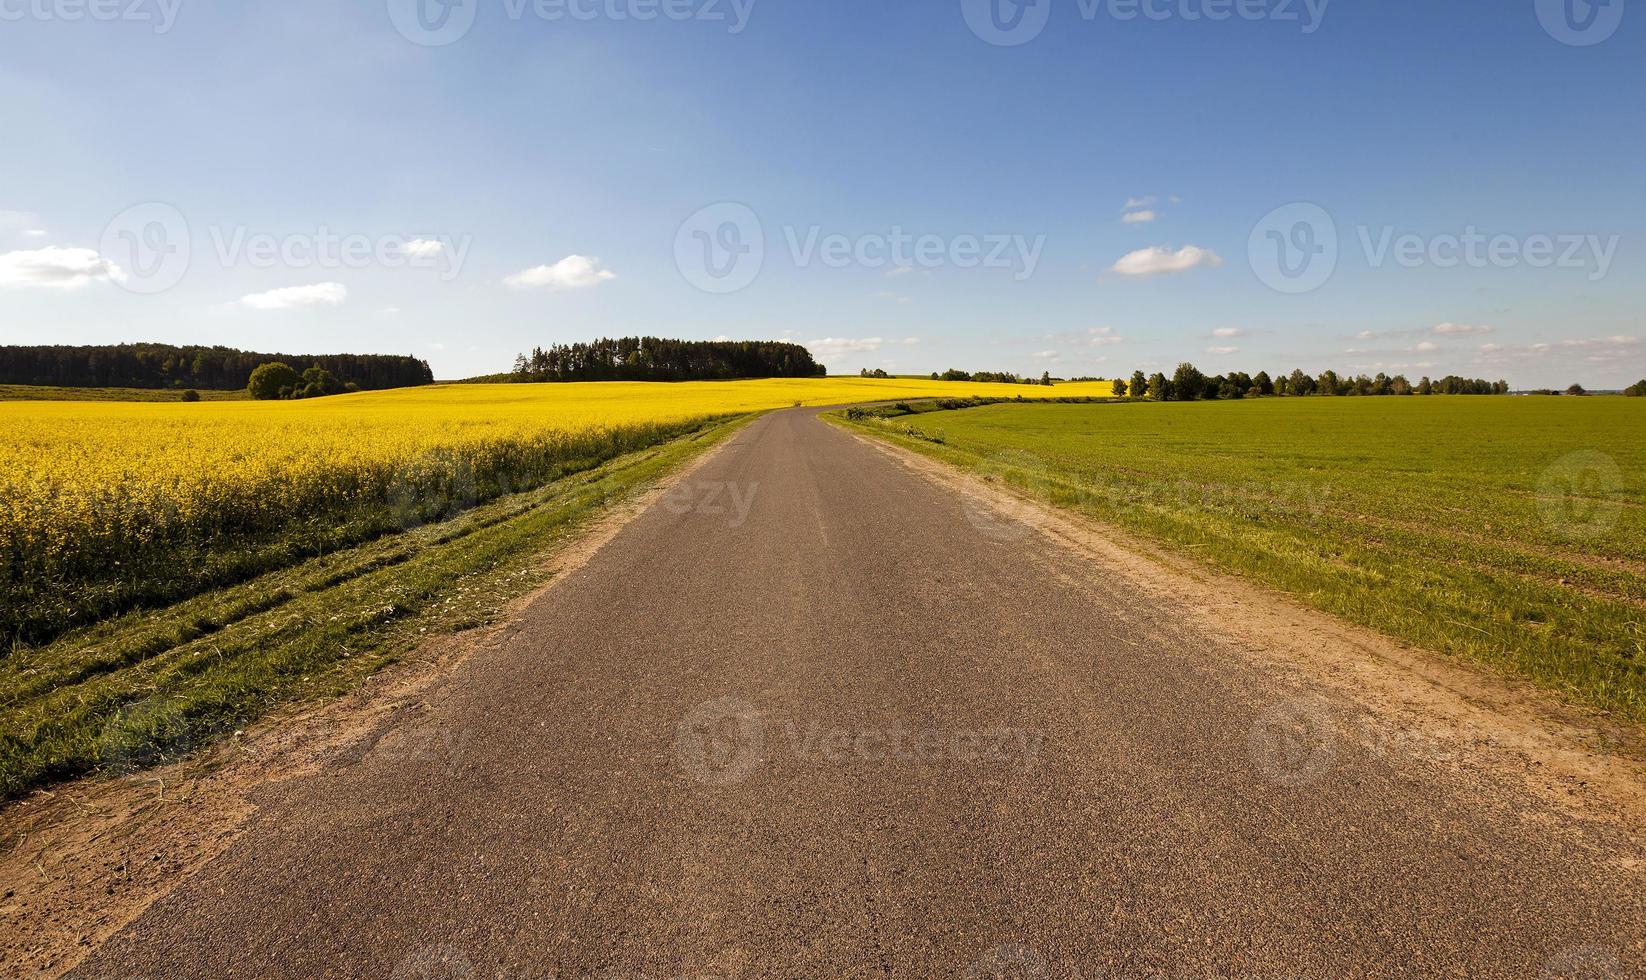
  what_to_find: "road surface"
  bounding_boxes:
[74,409,1645,978]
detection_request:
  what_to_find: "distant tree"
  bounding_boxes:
[1129,370,1147,398]
[1626,379,1646,397]
[1390,374,1413,396]
[297,366,345,399]
[1417,375,1433,395]
[1111,378,1128,398]
[1217,380,1242,400]
[180,389,201,402]
[1318,369,1340,395]
[940,369,972,382]
[0,343,431,392]
[1566,383,1588,396]
[1171,362,1206,402]
[859,368,890,379]
[1287,369,1313,396]
[1146,372,1170,401]
[1041,371,1053,386]
[1252,371,1273,396]
[247,362,299,400]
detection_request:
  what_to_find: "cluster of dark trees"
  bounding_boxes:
[929,369,1054,386]
[247,363,353,400]
[1111,364,1510,401]
[511,338,825,382]
[0,343,433,391]
[1626,380,1646,397]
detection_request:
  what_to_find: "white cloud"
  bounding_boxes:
[379,305,401,315]
[1432,322,1493,335]
[428,342,446,350]
[1355,330,1377,340]
[711,334,733,342]
[901,337,921,345]
[400,238,445,259]
[504,254,616,290]
[807,337,885,357]
[1033,350,1060,360]
[1212,327,1244,338]
[239,282,348,310]
[1121,210,1157,224]
[23,229,47,237]
[1480,343,1502,353]
[1108,244,1223,278]
[1124,196,1156,209]
[1205,346,1240,355]
[1088,326,1123,347]
[885,265,914,278]
[1414,340,1438,352]
[0,246,125,289]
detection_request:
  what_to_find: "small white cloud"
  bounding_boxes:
[808,337,885,357]
[1033,350,1060,360]
[240,282,348,310]
[1121,210,1157,224]
[0,246,125,289]
[428,342,446,350]
[885,265,914,278]
[1432,322,1493,336]
[379,305,401,315]
[1355,330,1378,340]
[23,229,47,238]
[1108,245,1223,278]
[1124,196,1156,209]
[901,337,921,345]
[1212,327,1244,338]
[1480,343,1502,353]
[1414,340,1438,352]
[1205,346,1240,355]
[1087,326,1124,347]
[504,254,616,290]
[400,238,445,259]
[711,334,733,342]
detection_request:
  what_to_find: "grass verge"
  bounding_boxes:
[833,397,1646,724]
[0,416,748,801]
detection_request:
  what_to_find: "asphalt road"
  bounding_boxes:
[74,409,1645,978]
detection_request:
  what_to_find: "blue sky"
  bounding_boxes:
[1,0,1641,385]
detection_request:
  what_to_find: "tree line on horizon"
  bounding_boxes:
[510,337,826,382]
[1108,364,1510,401]
[0,343,433,392]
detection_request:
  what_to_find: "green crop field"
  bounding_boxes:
[0,384,249,402]
[839,396,1646,722]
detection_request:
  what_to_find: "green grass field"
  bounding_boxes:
[0,384,249,401]
[839,397,1646,722]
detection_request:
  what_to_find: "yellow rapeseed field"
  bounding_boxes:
[1,378,1109,641]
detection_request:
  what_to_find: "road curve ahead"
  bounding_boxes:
[75,409,1645,978]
